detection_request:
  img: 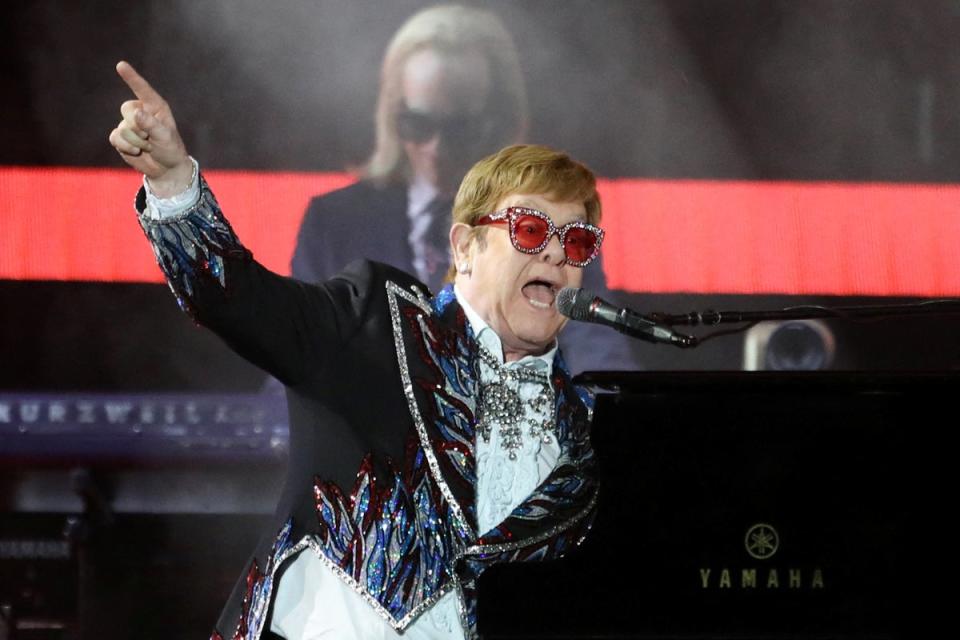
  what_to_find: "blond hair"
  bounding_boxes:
[364,5,528,184]
[446,144,602,281]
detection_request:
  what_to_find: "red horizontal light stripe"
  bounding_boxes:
[1,166,957,296]
[0,166,353,284]
[598,179,960,295]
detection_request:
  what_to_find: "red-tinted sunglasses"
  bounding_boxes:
[475,206,604,267]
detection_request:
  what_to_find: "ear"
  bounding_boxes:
[450,223,475,271]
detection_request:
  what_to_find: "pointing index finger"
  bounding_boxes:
[116,60,163,105]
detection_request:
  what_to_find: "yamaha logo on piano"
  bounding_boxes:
[699,523,825,590]
[745,522,778,559]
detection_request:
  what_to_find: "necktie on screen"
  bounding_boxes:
[421,196,453,294]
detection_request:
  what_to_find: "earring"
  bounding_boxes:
[457,263,471,275]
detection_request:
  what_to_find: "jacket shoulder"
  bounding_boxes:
[331,259,426,307]
[304,180,406,223]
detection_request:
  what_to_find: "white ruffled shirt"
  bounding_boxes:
[144,166,561,639]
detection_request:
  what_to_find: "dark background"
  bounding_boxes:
[5,0,960,180]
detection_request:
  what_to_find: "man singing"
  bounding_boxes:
[109,61,600,640]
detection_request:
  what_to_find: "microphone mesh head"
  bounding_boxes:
[556,287,595,321]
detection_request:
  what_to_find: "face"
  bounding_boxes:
[452,193,588,362]
[400,48,494,194]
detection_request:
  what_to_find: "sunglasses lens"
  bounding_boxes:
[397,109,495,146]
[563,227,599,263]
[396,112,435,143]
[513,214,550,250]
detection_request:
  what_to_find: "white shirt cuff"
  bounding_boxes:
[142,157,201,221]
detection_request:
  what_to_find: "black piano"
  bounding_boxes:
[478,372,953,640]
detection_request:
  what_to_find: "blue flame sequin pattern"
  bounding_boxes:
[135,176,249,317]
[311,449,468,627]
[211,519,294,640]
[304,284,486,630]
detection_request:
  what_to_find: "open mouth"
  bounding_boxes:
[521,279,558,310]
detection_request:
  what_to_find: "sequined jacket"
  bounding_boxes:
[135,177,599,640]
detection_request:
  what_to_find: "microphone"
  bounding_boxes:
[556,287,697,348]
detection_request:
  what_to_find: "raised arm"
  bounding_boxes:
[108,62,364,386]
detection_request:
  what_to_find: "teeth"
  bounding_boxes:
[521,280,557,310]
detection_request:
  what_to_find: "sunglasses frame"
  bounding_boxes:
[475,206,604,267]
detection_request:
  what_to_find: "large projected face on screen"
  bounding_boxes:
[397,48,495,195]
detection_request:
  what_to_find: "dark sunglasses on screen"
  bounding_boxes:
[474,206,604,267]
[396,108,495,145]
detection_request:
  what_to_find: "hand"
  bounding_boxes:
[109,61,192,197]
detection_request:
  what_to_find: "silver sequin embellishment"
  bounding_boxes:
[386,281,475,539]
[475,343,555,461]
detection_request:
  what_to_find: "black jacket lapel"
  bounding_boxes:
[387,281,480,539]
